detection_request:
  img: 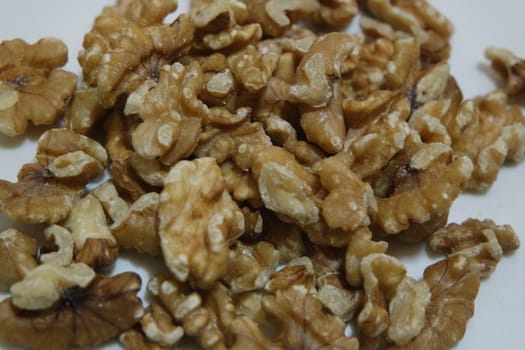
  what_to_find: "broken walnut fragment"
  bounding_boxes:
[0,38,77,136]
[158,157,245,289]
[485,47,525,100]
[429,218,520,276]
[0,228,38,291]
[0,272,143,350]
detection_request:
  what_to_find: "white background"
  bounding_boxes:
[0,1,523,349]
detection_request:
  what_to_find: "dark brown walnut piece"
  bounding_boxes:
[388,255,480,350]
[0,38,77,136]
[0,272,144,350]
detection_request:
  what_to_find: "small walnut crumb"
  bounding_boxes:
[429,218,520,276]
[0,272,143,350]
[389,255,480,350]
[0,38,77,136]
[158,158,244,289]
[0,228,37,291]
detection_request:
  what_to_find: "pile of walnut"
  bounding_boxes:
[0,0,524,349]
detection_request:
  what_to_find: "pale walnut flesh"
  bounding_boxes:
[429,218,520,276]
[0,38,77,136]
[388,255,480,350]
[0,272,144,350]
[158,157,244,289]
[0,228,38,291]
[485,47,525,100]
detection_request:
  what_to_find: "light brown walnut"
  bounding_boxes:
[240,0,320,37]
[120,328,171,350]
[94,181,162,256]
[387,277,430,345]
[262,212,306,264]
[158,158,244,289]
[486,46,525,100]
[102,0,178,26]
[345,227,388,287]
[223,241,279,294]
[262,285,359,350]
[104,111,157,201]
[65,194,119,268]
[265,257,316,293]
[139,302,184,348]
[310,247,362,321]
[220,161,262,207]
[429,218,520,276]
[0,229,38,291]
[444,90,525,191]
[40,225,75,267]
[373,132,473,235]
[64,87,106,134]
[313,0,358,28]
[359,0,453,63]
[388,255,480,350]
[228,45,279,94]
[126,61,207,165]
[0,38,77,136]
[0,272,144,350]
[252,146,321,227]
[358,253,406,338]
[0,128,105,225]
[78,7,194,108]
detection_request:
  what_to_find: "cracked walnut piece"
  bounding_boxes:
[0,38,77,136]
[485,47,525,100]
[158,157,245,289]
[0,272,143,350]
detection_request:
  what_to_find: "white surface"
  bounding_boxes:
[0,1,523,349]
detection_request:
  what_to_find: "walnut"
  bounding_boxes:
[0,128,104,224]
[64,194,119,268]
[126,61,207,165]
[358,253,406,338]
[265,257,316,293]
[429,218,520,276]
[0,228,37,291]
[388,255,480,350]
[223,241,279,293]
[102,0,178,26]
[373,132,473,235]
[0,38,77,136]
[310,247,362,321]
[359,0,453,63]
[139,302,184,348]
[104,111,157,200]
[40,225,75,266]
[148,273,230,350]
[262,285,359,349]
[220,161,262,206]
[64,87,106,134]
[228,45,279,94]
[196,121,272,171]
[191,0,249,32]
[252,146,320,227]
[93,181,162,255]
[241,0,320,37]
[229,316,277,350]
[0,272,144,350]
[345,227,388,287]
[290,32,360,107]
[313,0,358,28]
[78,6,194,108]
[10,263,96,310]
[344,99,412,180]
[445,90,525,191]
[120,328,171,350]
[317,154,377,232]
[36,128,108,183]
[158,158,244,289]
[263,212,306,264]
[387,276,430,345]
[485,47,525,100]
